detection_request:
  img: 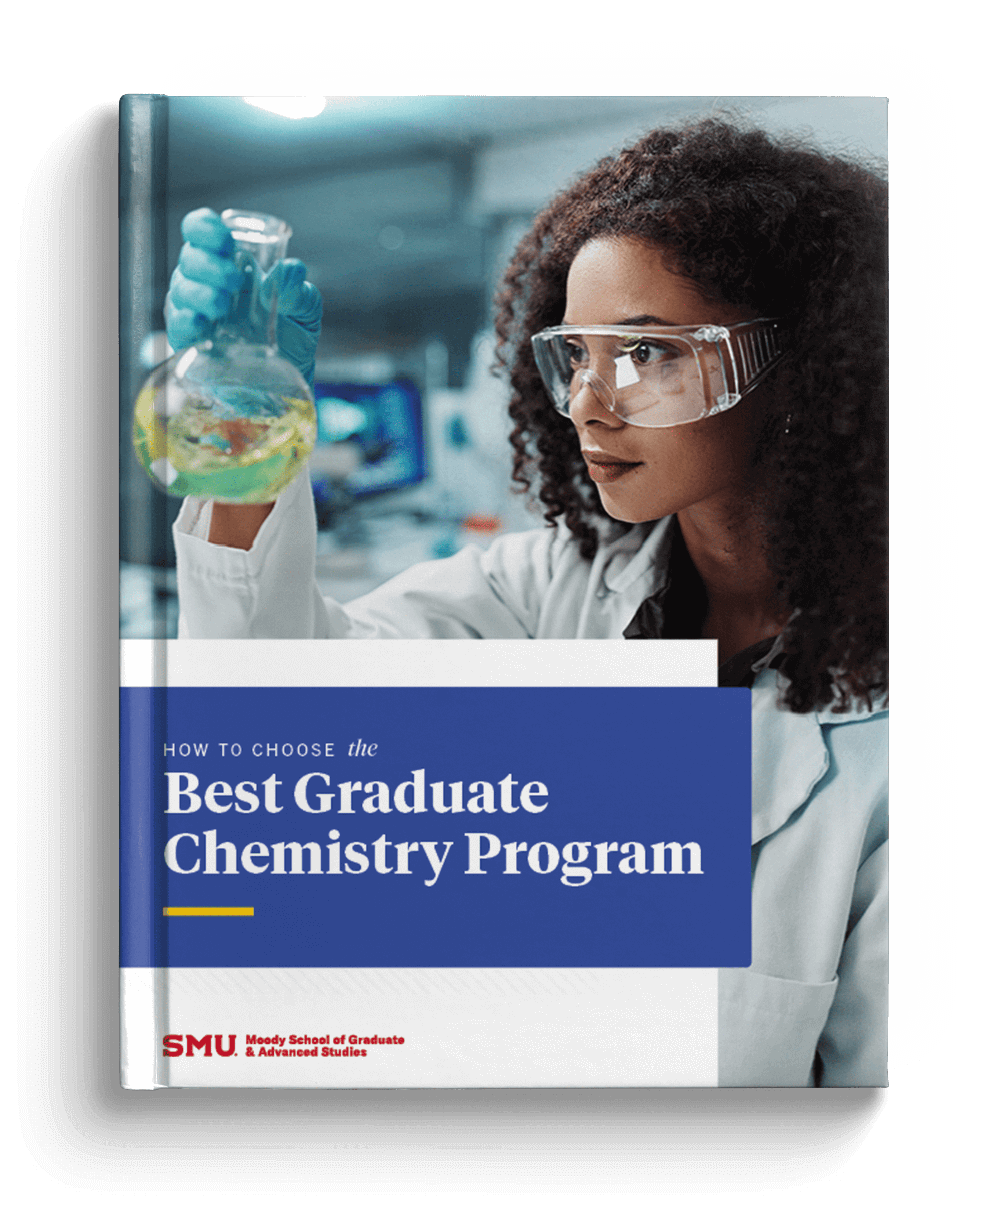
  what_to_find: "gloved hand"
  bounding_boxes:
[165,208,323,386]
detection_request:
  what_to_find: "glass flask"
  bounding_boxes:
[133,209,317,503]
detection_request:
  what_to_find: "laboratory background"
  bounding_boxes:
[119,95,888,638]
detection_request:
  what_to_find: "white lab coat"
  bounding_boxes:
[174,470,888,1087]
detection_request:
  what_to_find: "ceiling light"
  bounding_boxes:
[243,97,328,120]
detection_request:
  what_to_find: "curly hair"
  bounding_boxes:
[493,118,887,714]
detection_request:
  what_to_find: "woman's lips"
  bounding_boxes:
[583,451,642,483]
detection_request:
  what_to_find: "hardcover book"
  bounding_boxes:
[119,95,888,1088]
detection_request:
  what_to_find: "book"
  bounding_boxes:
[121,85,918,1088]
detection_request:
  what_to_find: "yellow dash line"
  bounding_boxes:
[163,907,254,917]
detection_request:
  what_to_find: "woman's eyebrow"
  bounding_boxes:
[558,314,683,327]
[618,313,679,326]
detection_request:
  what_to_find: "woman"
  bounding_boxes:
[171,119,888,1086]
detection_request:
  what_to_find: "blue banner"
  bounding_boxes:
[121,686,751,968]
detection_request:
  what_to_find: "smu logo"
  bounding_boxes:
[162,1033,237,1057]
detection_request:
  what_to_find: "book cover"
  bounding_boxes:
[119,63,938,1088]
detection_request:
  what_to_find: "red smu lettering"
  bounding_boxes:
[162,1033,238,1057]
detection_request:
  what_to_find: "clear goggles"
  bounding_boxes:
[530,319,784,428]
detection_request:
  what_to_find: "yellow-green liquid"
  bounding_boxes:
[134,385,316,502]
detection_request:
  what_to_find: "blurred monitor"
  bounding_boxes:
[311,379,426,499]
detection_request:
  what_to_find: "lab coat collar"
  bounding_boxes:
[750,667,887,843]
[751,668,829,844]
[601,516,673,596]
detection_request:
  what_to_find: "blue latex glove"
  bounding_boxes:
[165,208,323,386]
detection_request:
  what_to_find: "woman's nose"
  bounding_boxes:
[568,369,624,426]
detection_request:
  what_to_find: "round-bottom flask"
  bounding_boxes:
[133,210,317,503]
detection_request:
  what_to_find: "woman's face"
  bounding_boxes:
[562,237,763,525]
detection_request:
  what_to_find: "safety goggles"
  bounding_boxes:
[530,320,784,428]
